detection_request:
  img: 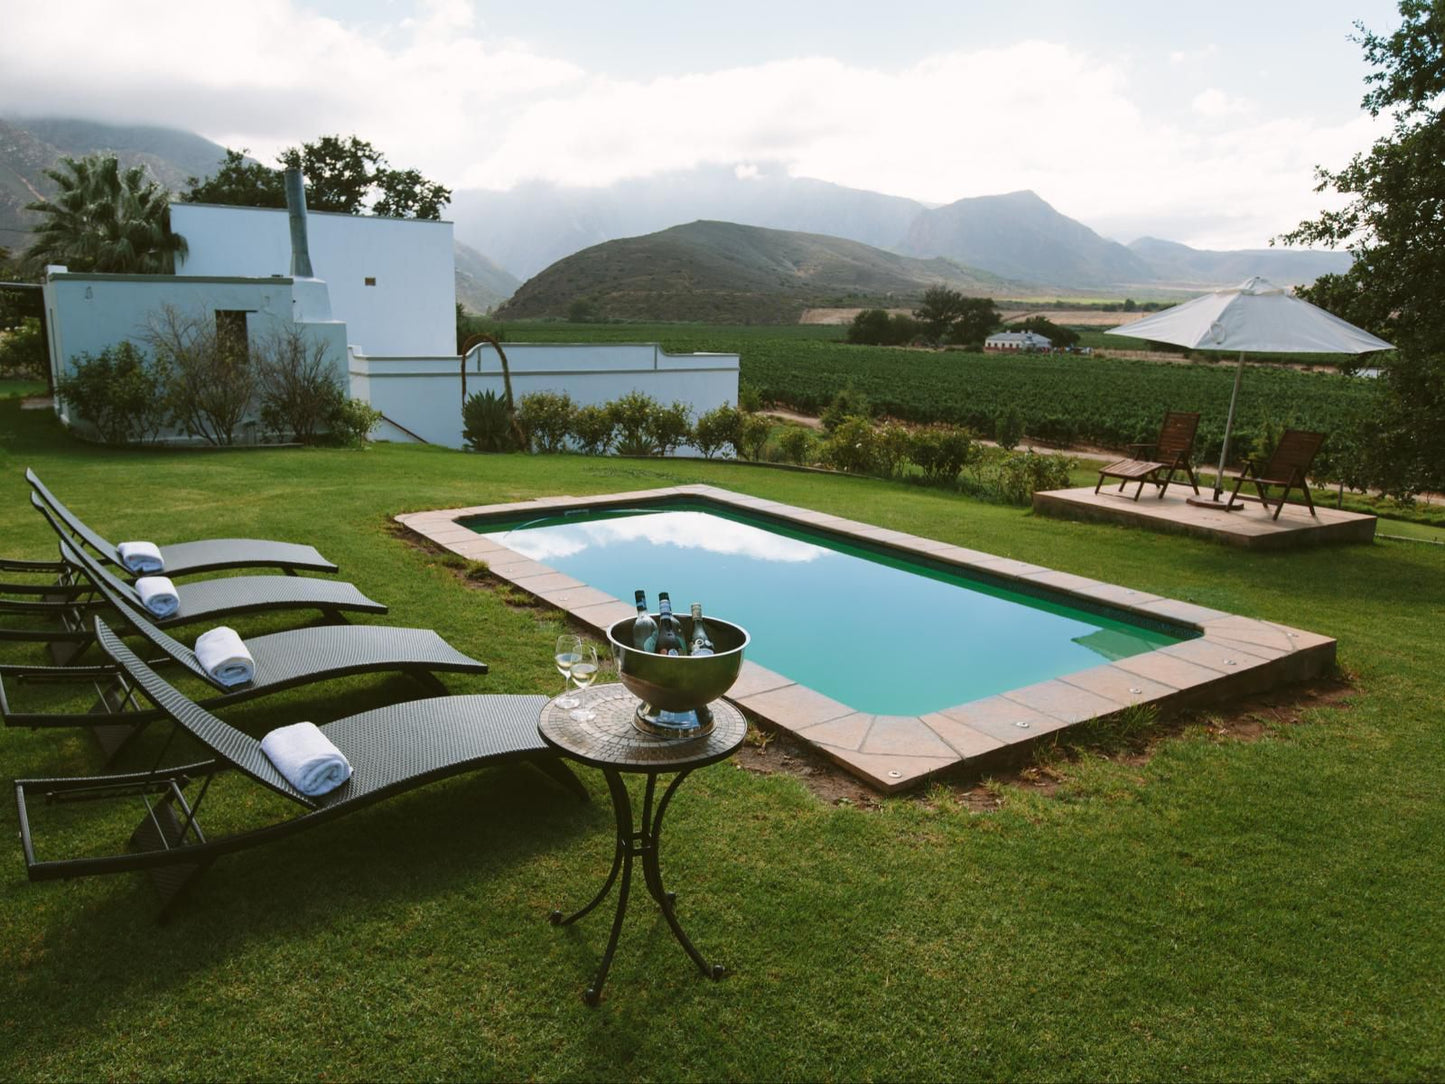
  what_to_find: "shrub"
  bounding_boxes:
[609,390,661,455]
[992,450,1075,504]
[0,317,47,378]
[693,404,741,459]
[908,426,976,484]
[733,412,772,461]
[876,421,914,479]
[254,327,343,444]
[645,400,693,456]
[462,389,519,452]
[995,403,1025,450]
[570,403,616,455]
[820,384,871,432]
[847,309,893,345]
[777,426,814,465]
[143,306,255,446]
[55,341,169,444]
[822,415,881,474]
[328,398,382,448]
[516,391,575,453]
[737,380,762,413]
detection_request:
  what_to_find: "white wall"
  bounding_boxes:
[352,342,740,449]
[171,203,455,357]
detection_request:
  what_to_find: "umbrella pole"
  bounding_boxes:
[1213,351,1246,501]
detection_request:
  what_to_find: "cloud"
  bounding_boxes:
[0,4,1382,248]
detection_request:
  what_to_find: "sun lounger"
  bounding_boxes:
[1095,411,1202,500]
[2,543,488,762]
[1226,429,1325,519]
[0,499,386,660]
[25,468,339,577]
[14,618,585,917]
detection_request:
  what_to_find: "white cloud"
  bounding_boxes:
[0,4,1382,249]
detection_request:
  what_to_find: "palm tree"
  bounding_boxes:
[22,155,187,275]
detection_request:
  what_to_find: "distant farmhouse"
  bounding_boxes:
[984,330,1052,353]
[38,181,737,448]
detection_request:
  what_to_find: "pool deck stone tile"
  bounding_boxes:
[397,482,1339,794]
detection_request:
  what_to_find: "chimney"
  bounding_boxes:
[283,167,314,279]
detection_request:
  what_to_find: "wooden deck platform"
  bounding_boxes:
[1033,485,1376,549]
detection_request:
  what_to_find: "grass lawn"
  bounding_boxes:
[1,400,1442,1081]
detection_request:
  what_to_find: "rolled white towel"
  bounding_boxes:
[135,576,180,618]
[117,541,164,574]
[260,721,353,796]
[194,626,254,687]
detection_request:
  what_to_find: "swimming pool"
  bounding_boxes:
[400,484,1335,791]
[464,503,1192,716]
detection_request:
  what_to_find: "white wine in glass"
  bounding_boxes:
[568,644,600,722]
[554,634,582,709]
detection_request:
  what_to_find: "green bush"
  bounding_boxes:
[820,385,872,432]
[327,398,382,448]
[143,306,255,446]
[516,391,575,453]
[822,415,881,474]
[0,317,46,378]
[995,403,1025,450]
[645,400,693,456]
[991,450,1075,504]
[255,327,344,445]
[693,404,741,459]
[876,421,914,479]
[737,380,762,413]
[56,341,170,445]
[462,389,519,452]
[733,412,772,461]
[609,390,661,455]
[908,426,977,484]
[569,403,616,455]
[777,426,814,465]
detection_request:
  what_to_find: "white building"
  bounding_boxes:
[984,330,1053,353]
[40,194,738,448]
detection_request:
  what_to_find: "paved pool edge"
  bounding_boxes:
[397,484,1336,793]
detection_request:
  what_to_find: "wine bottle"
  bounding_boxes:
[632,589,658,651]
[656,592,685,656]
[688,602,715,656]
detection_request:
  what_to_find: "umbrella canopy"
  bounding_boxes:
[1105,276,1393,505]
[1107,276,1394,354]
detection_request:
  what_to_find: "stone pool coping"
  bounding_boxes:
[397,484,1336,793]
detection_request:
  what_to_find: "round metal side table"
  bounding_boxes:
[538,683,747,1006]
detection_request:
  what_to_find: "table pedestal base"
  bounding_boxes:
[549,766,725,1006]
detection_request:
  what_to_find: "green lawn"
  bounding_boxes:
[1,401,1442,1081]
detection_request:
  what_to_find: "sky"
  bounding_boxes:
[0,0,1406,250]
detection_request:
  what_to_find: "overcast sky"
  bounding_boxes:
[0,0,1404,249]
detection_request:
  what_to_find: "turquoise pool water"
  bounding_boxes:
[466,504,1192,716]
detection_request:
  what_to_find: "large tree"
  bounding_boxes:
[22,154,187,275]
[183,136,451,220]
[1281,0,1444,495]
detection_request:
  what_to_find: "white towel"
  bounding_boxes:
[117,541,164,574]
[135,576,179,618]
[260,721,353,797]
[194,626,254,687]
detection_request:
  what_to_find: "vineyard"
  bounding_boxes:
[497,321,1381,458]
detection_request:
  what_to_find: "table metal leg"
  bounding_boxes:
[550,766,726,1005]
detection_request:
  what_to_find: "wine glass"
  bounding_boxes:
[554,634,582,709]
[567,644,600,722]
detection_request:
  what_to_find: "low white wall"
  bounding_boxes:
[172,203,456,357]
[351,342,740,449]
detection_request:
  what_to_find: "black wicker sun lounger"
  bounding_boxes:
[1,500,387,660]
[15,619,585,917]
[2,547,489,762]
[25,468,340,577]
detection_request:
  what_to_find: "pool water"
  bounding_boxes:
[468,505,1191,716]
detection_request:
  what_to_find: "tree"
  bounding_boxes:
[22,154,187,275]
[913,285,968,343]
[1018,316,1079,349]
[1280,0,1445,495]
[946,298,1002,346]
[183,136,451,221]
[847,308,894,345]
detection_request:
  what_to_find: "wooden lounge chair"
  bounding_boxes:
[0,497,386,660]
[1095,411,1201,500]
[2,540,488,763]
[14,619,585,917]
[25,468,340,578]
[1226,429,1325,520]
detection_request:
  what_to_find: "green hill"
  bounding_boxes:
[496,220,1022,323]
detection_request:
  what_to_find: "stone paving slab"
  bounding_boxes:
[397,483,1337,793]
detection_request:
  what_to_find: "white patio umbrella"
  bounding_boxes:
[1106,276,1393,506]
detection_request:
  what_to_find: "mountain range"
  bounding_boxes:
[2,117,1351,310]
